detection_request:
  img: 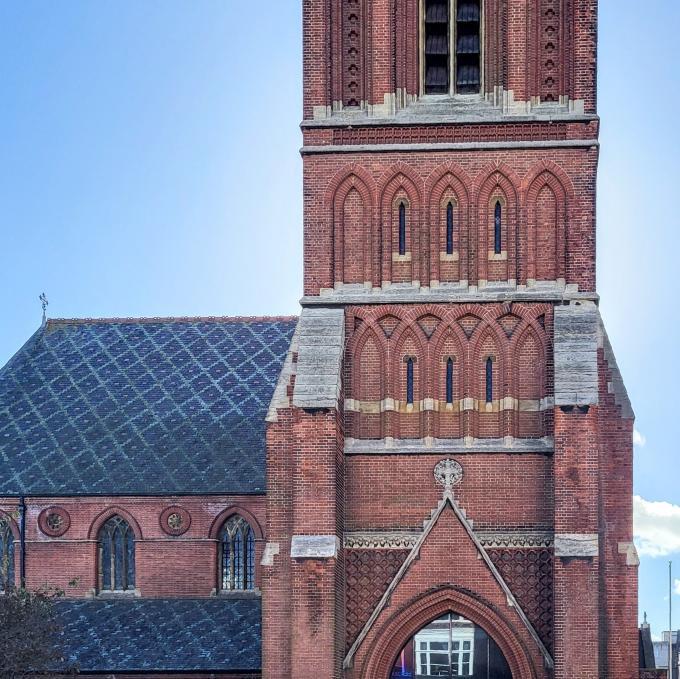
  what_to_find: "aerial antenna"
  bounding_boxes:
[39,292,49,325]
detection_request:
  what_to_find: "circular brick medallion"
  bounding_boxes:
[434,458,463,490]
[160,506,191,536]
[38,507,71,537]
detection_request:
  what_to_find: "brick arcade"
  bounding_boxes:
[0,1,638,678]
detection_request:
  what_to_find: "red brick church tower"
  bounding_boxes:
[263,1,638,678]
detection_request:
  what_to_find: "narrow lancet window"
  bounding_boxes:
[446,358,454,404]
[98,516,135,593]
[494,201,502,254]
[399,202,407,255]
[485,357,493,403]
[0,519,14,592]
[446,202,454,254]
[406,358,414,405]
[219,515,255,591]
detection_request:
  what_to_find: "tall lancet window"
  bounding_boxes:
[446,358,454,404]
[219,515,255,591]
[446,202,455,254]
[0,518,14,592]
[399,202,407,255]
[494,201,502,254]
[406,358,415,405]
[423,0,482,96]
[485,357,494,403]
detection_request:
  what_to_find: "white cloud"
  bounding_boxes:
[634,429,647,447]
[675,579,680,596]
[634,496,680,557]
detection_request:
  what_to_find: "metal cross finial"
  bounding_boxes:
[39,293,49,325]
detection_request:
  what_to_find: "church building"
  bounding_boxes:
[0,1,639,678]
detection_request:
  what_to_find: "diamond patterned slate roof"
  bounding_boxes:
[0,317,296,496]
[54,598,261,673]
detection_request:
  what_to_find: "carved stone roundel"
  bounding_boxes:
[434,459,463,490]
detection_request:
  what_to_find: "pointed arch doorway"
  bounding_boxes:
[355,587,542,679]
[388,611,512,678]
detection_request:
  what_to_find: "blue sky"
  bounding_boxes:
[1,0,679,639]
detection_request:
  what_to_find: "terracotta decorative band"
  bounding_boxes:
[344,531,421,550]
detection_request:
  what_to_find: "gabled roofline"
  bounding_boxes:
[45,315,298,326]
[343,490,554,670]
[0,323,45,379]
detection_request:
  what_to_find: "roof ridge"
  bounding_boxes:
[0,323,46,380]
[46,315,299,326]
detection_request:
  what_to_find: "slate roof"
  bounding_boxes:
[0,317,296,496]
[55,598,261,673]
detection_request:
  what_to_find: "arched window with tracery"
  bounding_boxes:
[219,515,255,591]
[0,518,15,591]
[98,515,135,593]
[390,612,511,678]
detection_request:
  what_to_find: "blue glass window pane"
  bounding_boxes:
[234,531,244,590]
[406,358,414,405]
[446,359,454,404]
[494,202,502,255]
[246,529,255,590]
[446,203,454,255]
[113,527,124,590]
[222,536,231,590]
[101,529,111,590]
[399,203,407,256]
[126,531,135,588]
[486,357,493,403]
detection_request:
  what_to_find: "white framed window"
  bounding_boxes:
[422,0,482,96]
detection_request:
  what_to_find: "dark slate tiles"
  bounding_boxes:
[54,598,261,672]
[0,318,296,496]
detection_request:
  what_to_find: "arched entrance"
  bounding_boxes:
[357,587,540,679]
[388,612,512,678]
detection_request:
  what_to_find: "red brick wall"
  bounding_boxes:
[303,149,596,295]
[345,453,554,532]
[1,496,264,596]
[304,0,586,112]
[344,303,554,441]
[349,508,549,678]
[597,348,639,678]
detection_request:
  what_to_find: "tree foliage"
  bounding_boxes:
[0,587,71,679]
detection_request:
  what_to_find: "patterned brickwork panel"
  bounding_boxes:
[345,549,409,650]
[342,0,362,106]
[487,548,554,652]
[0,318,296,495]
[55,598,261,672]
[541,0,560,101]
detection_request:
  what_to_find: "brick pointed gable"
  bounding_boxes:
[344,488,553,673]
